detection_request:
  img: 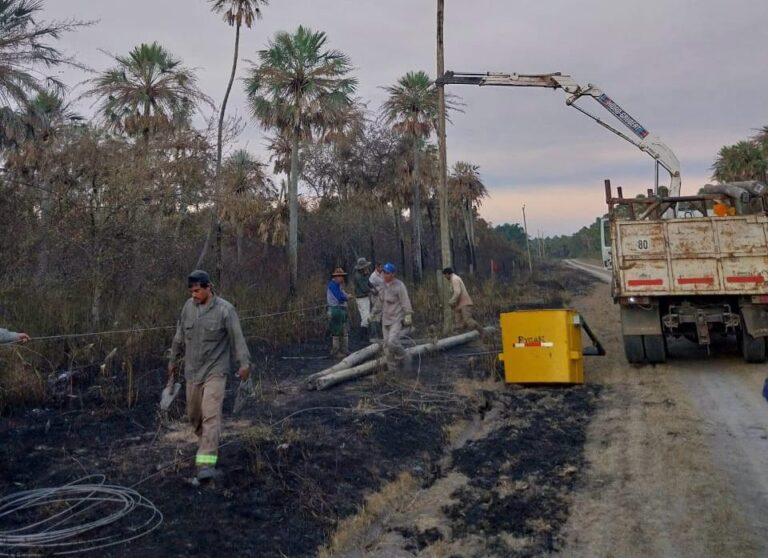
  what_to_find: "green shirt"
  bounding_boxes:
[353,271,370,297]
[170,295,251,384]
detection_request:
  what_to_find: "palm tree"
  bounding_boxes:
[1,89,81,155]
[711,141,767,183]
[245,25,357,294]
[203,1,269,283]
[85,42,211,137]
[208,0,268,173]
[219,149,276,263]
[1,90,81,283]
[752,125,768,165]
[449,161,488,274]
[0,0,83,110]
[382,70,441,283]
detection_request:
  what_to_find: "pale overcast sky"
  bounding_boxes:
[43,0,768,235]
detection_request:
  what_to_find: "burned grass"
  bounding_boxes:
[0,277,602,558]
[443,386,600,556]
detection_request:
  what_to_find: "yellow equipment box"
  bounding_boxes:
[498,309,587,384]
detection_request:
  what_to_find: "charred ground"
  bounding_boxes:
[0,270,600,557]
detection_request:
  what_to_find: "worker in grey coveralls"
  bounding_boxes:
[0,327,30,345]
[373,263,413,371]
[168,270,251,481]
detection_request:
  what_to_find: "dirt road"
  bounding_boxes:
[559,278,768,557]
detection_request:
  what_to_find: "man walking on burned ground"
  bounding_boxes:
[168,270,251,481]
[373,263,413,371]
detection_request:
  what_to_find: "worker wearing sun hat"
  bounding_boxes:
[327,267,350,357]
[372,263,413,371]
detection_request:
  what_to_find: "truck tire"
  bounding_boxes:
[643,335,667,364]
[623,335,646,364]
[740,329,767,363]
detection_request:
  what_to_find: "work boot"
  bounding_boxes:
[330,336,340,357]
[196,466,220,482]
[340,335,350,356]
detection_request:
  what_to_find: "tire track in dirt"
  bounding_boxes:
[558,282,764,558]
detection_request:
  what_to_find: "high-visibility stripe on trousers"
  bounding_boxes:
[186,374,226,468]
[195,453,218,466]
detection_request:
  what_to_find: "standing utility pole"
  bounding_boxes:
[522,204,533,274]
[436,0,452,333]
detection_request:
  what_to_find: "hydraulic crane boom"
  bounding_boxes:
[437,71,682,196]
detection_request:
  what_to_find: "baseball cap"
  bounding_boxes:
[383,263,396,273]
[187,269,211,287]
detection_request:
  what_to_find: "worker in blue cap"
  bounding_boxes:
[372,263,413,371]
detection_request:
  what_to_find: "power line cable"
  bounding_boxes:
[0,475,162,556]
[23,304,327,343]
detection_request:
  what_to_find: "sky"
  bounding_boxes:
[43,0,768,236]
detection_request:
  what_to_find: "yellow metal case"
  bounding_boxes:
[498,309,584,384]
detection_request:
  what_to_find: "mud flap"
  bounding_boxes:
[739,304,768,338]
[620,305,662,336]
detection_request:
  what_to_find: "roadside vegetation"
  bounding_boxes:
[0,0,527,413]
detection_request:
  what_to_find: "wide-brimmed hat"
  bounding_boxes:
[355,257,371,270]
[331,267,348,277]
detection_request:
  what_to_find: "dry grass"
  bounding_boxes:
[0,352,44,414]
[242,422,276,474]
[318,471,419,558]
[0,275,328,412]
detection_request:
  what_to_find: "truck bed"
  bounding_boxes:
[612,215,768,296]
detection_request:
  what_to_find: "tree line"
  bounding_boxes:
[0,0,527,337]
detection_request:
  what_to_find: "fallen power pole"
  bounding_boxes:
[310,328,494,391]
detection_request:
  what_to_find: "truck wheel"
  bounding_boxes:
[643,335,667,364]
[740,329,767,363]
[623,335,646,364]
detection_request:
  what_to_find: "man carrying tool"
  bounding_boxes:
[168,270,251,482]
[0,326,30,345]
[443,267,483,337]
[352,257,372,339]
[373,263,413,371]
[327,267,350,358]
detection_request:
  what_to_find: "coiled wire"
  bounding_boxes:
[0,475,162,556]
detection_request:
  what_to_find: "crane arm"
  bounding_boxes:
[437,71,681,196]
